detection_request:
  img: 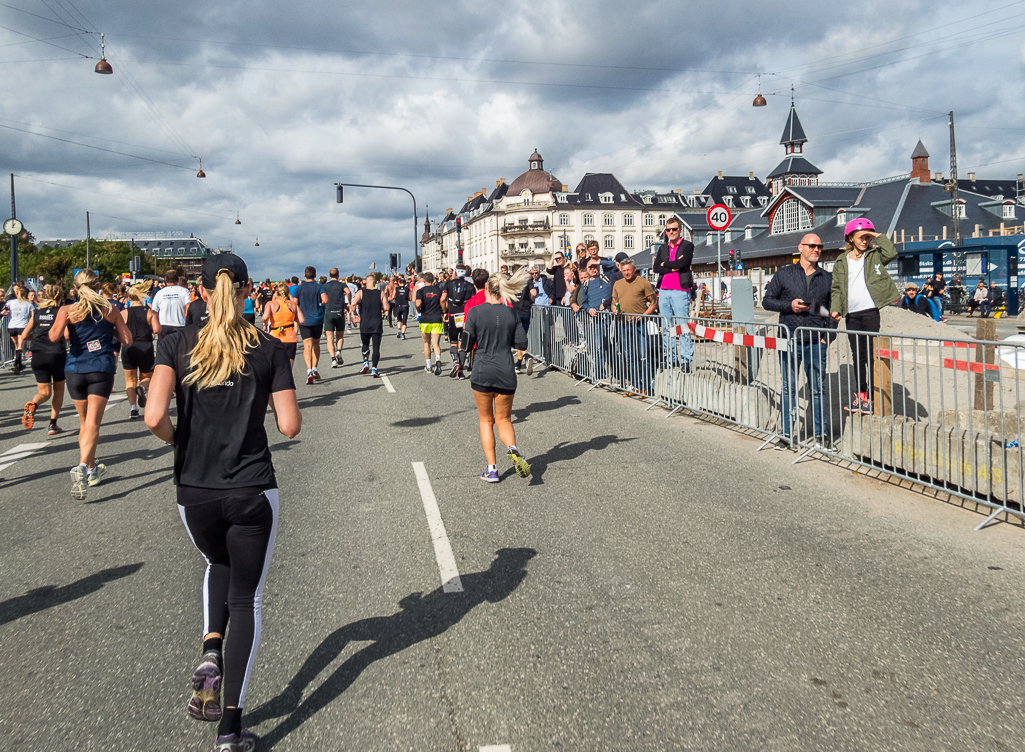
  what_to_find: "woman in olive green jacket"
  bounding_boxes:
[829,218,900,414]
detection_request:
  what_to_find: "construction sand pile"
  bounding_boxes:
[869,306,970,340]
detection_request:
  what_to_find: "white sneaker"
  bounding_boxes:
[70,464,87,499]
[87,463,107,487]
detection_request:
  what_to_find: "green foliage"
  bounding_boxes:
[0,236,154,288]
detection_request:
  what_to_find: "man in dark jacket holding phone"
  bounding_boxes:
[762,233,835,450]
[651,216,695,369]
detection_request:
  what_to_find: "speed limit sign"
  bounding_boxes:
[706,204,732,231]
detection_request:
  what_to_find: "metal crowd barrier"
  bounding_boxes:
[0,317,13,368]
[788,326,1025,529]
[526,305,1025,530]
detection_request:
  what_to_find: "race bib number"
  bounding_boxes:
[86,339,102,352]
[453,313,465,328]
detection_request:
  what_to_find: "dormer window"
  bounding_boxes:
[836,210,847,227]
[1003,203,1015,219]
[727,186,737,194]
[642,195,652,204]
[740,197,751,208]
[955,200,966,219]
[745,226,753,240]
[758,196,769,207]
[531,161,539,170]
[746,186,757,194]
[723,196,733,208]
[599,193,613,204]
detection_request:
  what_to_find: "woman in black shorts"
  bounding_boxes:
[19,285,66,435]
[49,270,132,499]
[145,253,301,752]
[461,268,532,483]
[121,282,161,420]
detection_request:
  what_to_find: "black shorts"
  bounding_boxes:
[8,327,24,339]
[159,325,182,342]
[277,341,297,360]
[66,371,116,401]
[121,343,155,373]
[445,314,464,342]
[324,313,346,332]
[298,323,323,341]
[471,383,516,396]
[394,305,409,326]
[243,313,256,325]
[30,352,66,384]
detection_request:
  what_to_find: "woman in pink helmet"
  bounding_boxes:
[829,218,899,414]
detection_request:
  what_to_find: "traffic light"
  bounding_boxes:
[336,185,343,203]
[735,250,742,271]
[455,216,462,233]
[729,249,735,269]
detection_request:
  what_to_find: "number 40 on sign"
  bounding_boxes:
[706,204,732,231]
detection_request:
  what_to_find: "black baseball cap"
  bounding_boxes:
[202,253,249,290]
[614,252,630,263]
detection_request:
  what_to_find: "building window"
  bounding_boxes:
[1002,203,1015,219]
[603,213,614,226]
[836,210,847,227]
[623,214,634,226]
[745,226,753,240]
[583,213,594,226]
[759,196,769,207]
[559,213,570,225]
[954,201,966,219]
[531,161,538,169]
[727,186,737,194]
[770,198,813,235]
[644,234,655,248]
[746,186,757,194]
[599,193,613,204]
[724,196,734,207]
[519,242,528,249]
[534,241,545,249]
[624,234,634,249]
[583,234,594,245]
[604,235,615,250]
[644,214,654,226]
[658,214,667,227]
[518,217,528,225]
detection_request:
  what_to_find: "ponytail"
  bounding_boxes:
[127,280,153,304]
[38,284,62,309]
[69,269,112,323]
[486,266,530,305]
[183,271,258,390]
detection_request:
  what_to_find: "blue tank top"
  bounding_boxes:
[66,309,117,374]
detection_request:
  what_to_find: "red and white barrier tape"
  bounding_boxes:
[675,322,788,352]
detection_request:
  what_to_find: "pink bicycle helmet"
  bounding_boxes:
[844,217,875,237]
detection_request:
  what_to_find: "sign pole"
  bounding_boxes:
[9,174,17,286]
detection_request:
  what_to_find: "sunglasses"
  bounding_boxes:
[802,244,823,250]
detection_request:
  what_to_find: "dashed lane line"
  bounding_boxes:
[380,375,396,393]
[411,462,464,593]
[0,443,49,474]
[480,746,512,752]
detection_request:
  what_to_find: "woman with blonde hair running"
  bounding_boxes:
[262,281,300,368]
[19,285,66,434]
[48,270,132,498]
[461,267,532,482]
[145,254,301,752]
[121,281,161,419]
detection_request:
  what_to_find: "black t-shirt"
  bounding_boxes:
[29,305,65,355]
[359,289,384,334]
[443,278,474,315]
[416,285,444,324]
[394,285,410,306]
[155,326,295,491]
[185,300,209,328]
[464,303,528,393]
[324,280,348,313]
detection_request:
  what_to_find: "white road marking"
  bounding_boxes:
[108,394,128,403]
[480,746,512,752]
[380,375,396,393]
[0,442,48,473]
[411,462,464,593]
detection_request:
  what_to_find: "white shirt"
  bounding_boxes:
[846,255,875,314]
[6,299,34,329]
[151,285,190,327]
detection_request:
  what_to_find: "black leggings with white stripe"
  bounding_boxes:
[178,488,279,711]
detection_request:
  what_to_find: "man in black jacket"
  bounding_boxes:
[762,233,835,450]
[650,217,695,369]
[898,283,932,318]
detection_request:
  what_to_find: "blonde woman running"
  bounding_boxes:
[49,270,132,499]
[461,268,531,482]
[262,282,301,368]
[121,282,161,420]
[145,254,300,752]
[19,285,66,434]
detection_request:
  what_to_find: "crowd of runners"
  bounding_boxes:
[1,253,536,751]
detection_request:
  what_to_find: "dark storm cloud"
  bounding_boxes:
[2,0,1023,278]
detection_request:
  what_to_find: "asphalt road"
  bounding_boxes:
[1,328,1024,751]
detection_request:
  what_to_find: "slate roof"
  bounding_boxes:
[958,179,1023,200]
[700,174,772,207]
[127,238,212,258]
[780,104,808,145]
[559,173,644,207]
[766,156,823,180]
[911,140,929,159]
[780,186,862,209]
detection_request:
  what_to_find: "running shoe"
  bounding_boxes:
[213,729,257,752]
[335,353,344,367]
[448,363,459,378]
[136,383,148,407]
[187,651,222,722]
[515,360,523,375]
[330,358,340,369]
[130,406,140,420]
[456,367,466,381]
[87,464,106,487]
[401,333,406,340]
[306,373,315,385]
[507,448,531,478]
[397,332,402,339]
[424,364,432,373]
[12,362,21,375]
[70,464,88,500]
[371,368,379,378]
[480,467,500,483]
[434,361,442,376]
[22,401,37,430]
[359,362,370,375]
[48,423,62,436]
[525,358,534,376]
[312,369,322,381]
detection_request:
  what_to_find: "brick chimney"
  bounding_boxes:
[910,140,930,183]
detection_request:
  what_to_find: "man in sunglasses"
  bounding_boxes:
[762,233,835,450]
[652,216,695,371]
[580,258,613,380]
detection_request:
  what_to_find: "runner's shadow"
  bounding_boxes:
[527,434,637,486]
[248,547,537,748]
[0,562,144,626]
[512,395,579,423]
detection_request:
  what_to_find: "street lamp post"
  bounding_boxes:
[334,182,420,271]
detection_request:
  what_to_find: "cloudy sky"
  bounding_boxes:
[3,0,1024,278]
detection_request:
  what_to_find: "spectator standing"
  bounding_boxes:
[763,233,835,449]
[931,272,946,320]
[580,258,613,381]
[611,259,657,395]
[651,217,695,371]
[294,266,328,384]
[829,219,900,415]
[898,283,932,318]
[151,269,190,340]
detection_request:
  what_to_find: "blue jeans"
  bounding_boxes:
[779,337,826,440]
[658,289,693,366]
[583,313,607,379]
[616,320,652,392]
